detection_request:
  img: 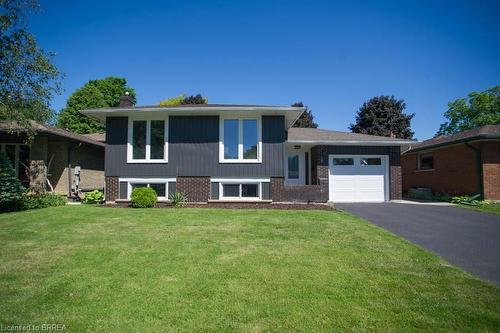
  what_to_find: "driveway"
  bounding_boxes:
[336,202,500,286]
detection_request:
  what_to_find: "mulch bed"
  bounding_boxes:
[104,201,336,211]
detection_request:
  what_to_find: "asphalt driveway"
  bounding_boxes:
[336,202,500,286]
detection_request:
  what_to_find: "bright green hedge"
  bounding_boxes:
[130,187,157,208]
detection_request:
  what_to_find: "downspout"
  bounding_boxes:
[464,141,484,200]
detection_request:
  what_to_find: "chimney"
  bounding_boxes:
[119,91,134,107]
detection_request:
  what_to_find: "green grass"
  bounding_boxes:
[458,202,500,215]
[0,206,499,332]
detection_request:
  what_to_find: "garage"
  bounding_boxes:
[329,155,388,202]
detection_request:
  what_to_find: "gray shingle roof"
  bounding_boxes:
[407,125,500,153]
[288,127,415,144]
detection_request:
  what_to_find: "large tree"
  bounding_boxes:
[436,85,500,136]
[0,0,62,138]
[350,96,414,139]
[159,94,208,106]
[291,102,318,128]
[57,77,136,133]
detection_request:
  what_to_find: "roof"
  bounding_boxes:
[82,132,106,143]
[81,104,305,129]
[406,125,500,153]
[287,127,415,145]
[0,121,105,147]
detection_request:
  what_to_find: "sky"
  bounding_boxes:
[28,0,500,140]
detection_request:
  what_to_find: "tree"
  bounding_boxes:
[0,0,62,138]
[350,96,414,139]
[56,77,136,133]
[158,94,208,106]
[0,152,24,211]
[291,102,318,128]
[436,86,500,136]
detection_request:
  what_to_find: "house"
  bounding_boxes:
[82,95,413,204]
[0,122,105,197]
[402,125,500,200]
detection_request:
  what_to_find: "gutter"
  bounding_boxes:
[464,142,484,200]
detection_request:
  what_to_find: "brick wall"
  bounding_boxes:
[176,176,210,202]
[105,176,119,202]
[401,141,500,199]
[271,177,328,202]
[481,141,500,200]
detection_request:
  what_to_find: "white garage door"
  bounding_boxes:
[329,155,388,202]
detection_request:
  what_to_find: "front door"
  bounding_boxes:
[286,151,305,185]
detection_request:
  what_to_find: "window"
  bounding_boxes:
[128,118,168,163]
[360,157,381,166]
[125,179,173,200]
[220,183,260,199]
[0,144,30,187]
[220,117,261,162]
[288,155,299,179]
[332,158,354,166]
[418,154,434,170]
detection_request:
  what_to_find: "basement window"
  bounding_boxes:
[418,154,434,170]
[220,183,260,200]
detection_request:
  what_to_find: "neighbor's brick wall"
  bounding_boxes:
[402,144,479,196]
[481,141,500,200]
[105,176,119,202]
[176,176,210,202]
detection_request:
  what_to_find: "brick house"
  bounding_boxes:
[0,122,105,197]
[401,125,500,200]
[82,95,413,204]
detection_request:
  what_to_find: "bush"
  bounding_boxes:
[131,187,157,208]
[82,190,104,204]
[21,193,66,210]
[0,153,24,212]
[169,192,187,208]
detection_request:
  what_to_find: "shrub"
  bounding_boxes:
[82,190,104,204]
[130,187,157,208]
[0,153,24,212]
[169,192,187,208]
[21,193,66,210]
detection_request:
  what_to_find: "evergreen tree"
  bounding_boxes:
[291,102,318,128]
[0,152,24,211]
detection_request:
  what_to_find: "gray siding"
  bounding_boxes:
[262,182,270,200]
[105,115,285,178]
[168,181,176,196]
[119,181,127,199]
[211,182,219,200]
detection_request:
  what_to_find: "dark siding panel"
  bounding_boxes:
[105,115,285,178]
[211,182,219,199]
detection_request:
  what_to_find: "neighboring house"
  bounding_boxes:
[402,125,500,200]
[82,95,413,203]
[0,122,105,196]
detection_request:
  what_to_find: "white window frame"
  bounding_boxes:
[127,116,168,163]
[219,116,262,163]
[120,178,175,201]
[214,179,268,201]
[0,143,30,177]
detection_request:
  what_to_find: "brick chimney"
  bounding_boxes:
[119,91,134,107]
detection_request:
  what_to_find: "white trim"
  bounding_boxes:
[127,116,168,163]
[219,116,262,163]
[211,178,270,183]
[328,154,389,203]
[119,177,175,200]
[219,182,262,201]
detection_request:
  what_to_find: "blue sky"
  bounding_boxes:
[30,0,500,139]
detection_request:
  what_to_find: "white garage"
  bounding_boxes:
[329,155,389,202]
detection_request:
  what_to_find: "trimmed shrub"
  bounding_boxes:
[131,187,157,208]
[169,192,187,208]
[21,193,66,210]
[0,153,24,212]
[82,190,104,204]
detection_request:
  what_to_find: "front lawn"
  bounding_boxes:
[459,202,500,215]
[1,206,499,332]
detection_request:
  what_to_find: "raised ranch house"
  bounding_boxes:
[82,95,413,203]
[0,121,105,197]
[402,125,500,200]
